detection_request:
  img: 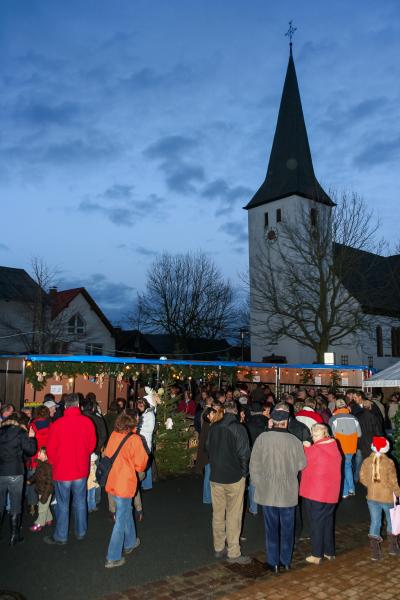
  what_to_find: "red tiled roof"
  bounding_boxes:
[51,287,114,334]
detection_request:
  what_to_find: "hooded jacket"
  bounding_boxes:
[329,408,361,455]
[300,438,342,503]
[0,419,37,476]
[46,407,96,481]
[359,453,400,503]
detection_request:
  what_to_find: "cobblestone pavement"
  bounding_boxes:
[100,522,399,600]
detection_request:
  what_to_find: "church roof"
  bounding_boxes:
[245,50,334,210]
[334,244,400,318]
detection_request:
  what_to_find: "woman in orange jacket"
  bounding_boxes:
[104,412,149,568]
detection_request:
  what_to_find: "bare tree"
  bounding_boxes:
[137,251,236,349]
[250,192,383,362]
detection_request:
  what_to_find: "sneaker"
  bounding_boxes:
[43,536,67,545]
[342,494,349,499]
[124,538,140,555]
[227,555,252,565]
[324,554,336,560]
[214,547,227,559]
[305,555,322,565]
[30,524,43,532]
[105,557,126,569]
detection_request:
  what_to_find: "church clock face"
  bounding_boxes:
[265,228,278,242]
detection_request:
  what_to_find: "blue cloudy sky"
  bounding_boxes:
[1,0,399,323]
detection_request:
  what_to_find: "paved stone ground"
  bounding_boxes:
[100,522,399,600]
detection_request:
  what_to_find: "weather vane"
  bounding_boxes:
[285,20,297,52]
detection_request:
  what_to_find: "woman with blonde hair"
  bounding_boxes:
[360,436,400,560]
[300,423,342,564]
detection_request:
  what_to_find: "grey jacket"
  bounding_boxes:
[250,429,306,507]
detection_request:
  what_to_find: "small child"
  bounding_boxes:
[87,452,99,513]
[29,447,53,532]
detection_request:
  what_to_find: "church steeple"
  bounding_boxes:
[245,48,333,210]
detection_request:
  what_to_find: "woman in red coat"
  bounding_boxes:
[300,423,342,564]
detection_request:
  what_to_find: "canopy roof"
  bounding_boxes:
[364,361,400,388]
[0,354,368,371]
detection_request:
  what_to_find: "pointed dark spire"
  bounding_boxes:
[245,50,334,210]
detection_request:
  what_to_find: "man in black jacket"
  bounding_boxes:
[206,401,251,564]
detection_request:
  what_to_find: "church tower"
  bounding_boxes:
[245,42,334,362]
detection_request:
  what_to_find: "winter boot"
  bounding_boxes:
[10,514,24,546]
[388,534,400,556]
[368,535,383,561]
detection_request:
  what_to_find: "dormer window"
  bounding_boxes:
[68,313,86,335]
[276,208,282,223]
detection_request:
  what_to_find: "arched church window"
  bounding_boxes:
[310,208,317,227]
[376,325,383,357]
[391,327,400,357]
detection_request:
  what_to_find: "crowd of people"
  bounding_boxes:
[0,383,399,572]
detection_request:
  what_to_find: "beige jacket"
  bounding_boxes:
[359,453,400,503]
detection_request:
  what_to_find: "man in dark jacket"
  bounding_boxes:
[206,401,251,564]
[0,413,37,545]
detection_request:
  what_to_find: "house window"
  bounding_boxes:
[85,343,103,355]
[368,356,374,368]
[376,325,383,357]
[340,355,349,366]
[310,208,317,227]
[392,327,400,357]
[264,212,269,227]
[68,314,86,335]
[276,208,282,223]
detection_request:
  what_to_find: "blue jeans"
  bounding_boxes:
[53,478,88,542]
[0,475,24,515]
[87,488,96,512]
[353,450,363,482]
[367,500,392,537]
[248,481,258,515]
[343,454,355,496]
[203,464,211,504]
[106,495,137,561]
[141,466,152,491]
[262,505,295,567]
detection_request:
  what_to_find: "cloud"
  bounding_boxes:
[144,134,205,193]
[120,63,196,92]
[78,192,167,227]
[135,246,158,257]
[353,136,400,169]
[0,243,10,251]
[58,272,135,324]
[219,220,248,253]
[202,178,253,216]
[99,184,134,200]
[13,100,82,127]
[321,97,389,134]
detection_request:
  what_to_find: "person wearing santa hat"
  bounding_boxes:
[359,436,400,560]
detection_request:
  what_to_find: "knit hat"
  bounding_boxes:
[371,436,390,455]
[271,409,289,422]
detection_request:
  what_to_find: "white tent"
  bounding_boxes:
[363,361,400,388]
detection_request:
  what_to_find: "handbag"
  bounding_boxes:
[390,493,400,536]
[96,433,133,487]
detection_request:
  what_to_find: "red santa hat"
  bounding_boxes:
[371,436,390,455]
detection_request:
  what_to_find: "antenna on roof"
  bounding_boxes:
[285,20,297,55]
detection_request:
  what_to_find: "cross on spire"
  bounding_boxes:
[285,20,297,54]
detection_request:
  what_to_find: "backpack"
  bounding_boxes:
[96,432,132,487]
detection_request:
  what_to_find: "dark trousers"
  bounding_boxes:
[262,505,295,567]
[0,475,24,515]
[303,498,336,558]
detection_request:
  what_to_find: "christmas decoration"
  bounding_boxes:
[154,379,192,478]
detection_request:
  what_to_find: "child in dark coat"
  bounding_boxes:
[28,447,53,532]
